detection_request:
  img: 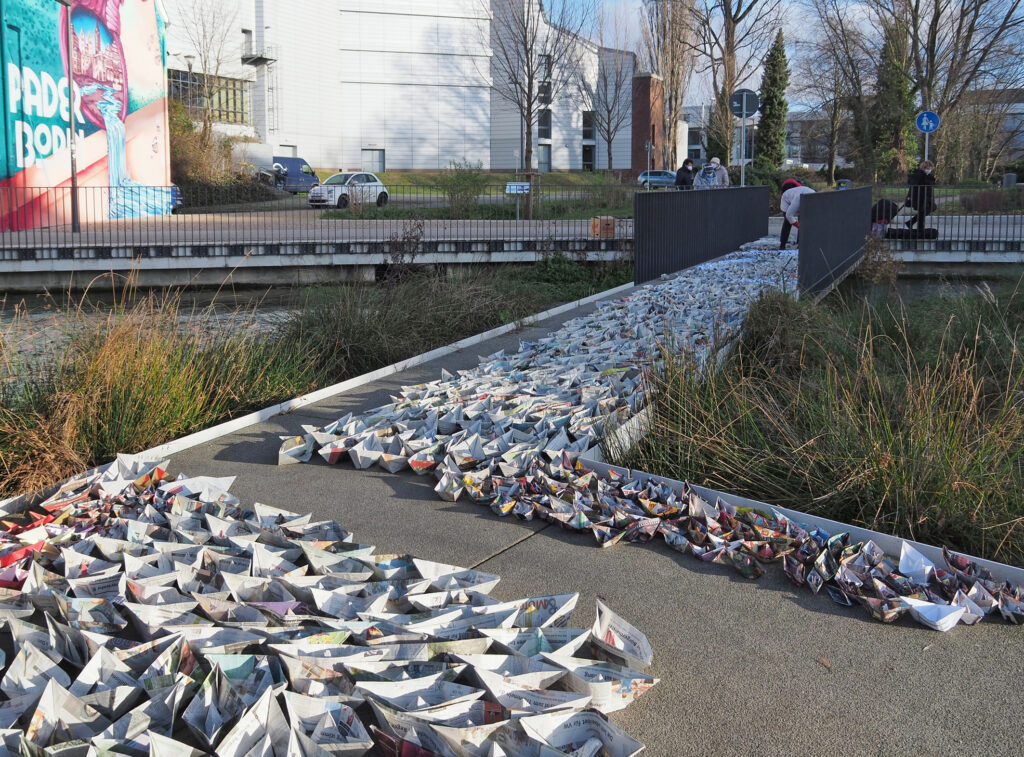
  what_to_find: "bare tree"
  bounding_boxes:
[867,0,1024,113]
[639,0,697,169]
[869,0,1024,172]
[686,0,782,163]
[171,0,241,148]
[487,0,596,175]
[575,2,636,170]
[791,41,850,182]
[801,0,879,176]
[799,0,1024,178]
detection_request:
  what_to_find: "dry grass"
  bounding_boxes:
[1,259,633,500]
[619,286,1024,566]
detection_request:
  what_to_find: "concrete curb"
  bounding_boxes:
[140,281,637,460]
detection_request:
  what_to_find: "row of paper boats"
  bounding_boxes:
[280,250,798,479]
[0,453,657,756]
[271,250,1022,631]
[438,459,1024,633]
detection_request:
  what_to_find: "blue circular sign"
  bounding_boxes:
[916,111,940,133]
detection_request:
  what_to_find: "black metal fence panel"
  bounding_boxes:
[871,183,1024,241]
[633,186,769,285]
[0,183,637,252]
[798,186,873,299]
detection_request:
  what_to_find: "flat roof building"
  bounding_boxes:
[162,0,635,173]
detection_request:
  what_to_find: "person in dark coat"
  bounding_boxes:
[906,160,936,232]
[675,159,695,190]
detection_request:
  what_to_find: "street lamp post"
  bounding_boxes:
[56,0,80,232]
[183,54,195,113]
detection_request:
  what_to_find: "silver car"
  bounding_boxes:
[308,172,389,209]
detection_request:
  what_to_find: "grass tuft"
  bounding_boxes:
[619,283,1024,566]
[1,258,632,499]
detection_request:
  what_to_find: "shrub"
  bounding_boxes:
[960,186,1024,213]
[169,100,232,185]
[432,160,491,219]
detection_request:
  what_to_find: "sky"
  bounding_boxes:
[567,0,811,106]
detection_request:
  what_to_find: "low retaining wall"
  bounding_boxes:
[0,241,631,292]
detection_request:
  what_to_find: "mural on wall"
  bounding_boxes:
[0,0,170,230]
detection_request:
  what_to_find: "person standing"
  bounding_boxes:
[779,178,815,248]
[905,160,936,233]
[675,159,695,190]
[694,161,718,188]
[708,157,730,187]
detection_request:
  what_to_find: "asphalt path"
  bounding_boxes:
[165,288,1024,756]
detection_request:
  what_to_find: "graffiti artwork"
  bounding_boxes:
[0,0,170,230]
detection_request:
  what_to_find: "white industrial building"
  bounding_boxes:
[162,0,635,172]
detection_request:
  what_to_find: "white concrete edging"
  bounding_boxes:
[139,282,636,460]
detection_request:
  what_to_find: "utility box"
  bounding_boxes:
[590,216,616,239]
[1003,173,1018,187]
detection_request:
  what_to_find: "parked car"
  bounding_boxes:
[272,156,320,194]
[308,172,389,208]
[170,184,183,213]
[637,170,678,189]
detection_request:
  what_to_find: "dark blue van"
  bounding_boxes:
[271,156,320,193]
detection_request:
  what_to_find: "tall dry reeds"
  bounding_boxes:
[1,290,320,497]
[620,286,1024,566]
[2,260,633,500]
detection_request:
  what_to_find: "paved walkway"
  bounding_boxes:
[166,286,1023,756]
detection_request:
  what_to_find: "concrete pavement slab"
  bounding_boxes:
[474,526,1024,757]
[166,282,1024,756]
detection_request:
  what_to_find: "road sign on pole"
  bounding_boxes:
[916,110,940,162]
[644,140,653,190]
[730,89,760,187]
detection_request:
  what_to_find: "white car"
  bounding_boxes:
[308,172,389,208]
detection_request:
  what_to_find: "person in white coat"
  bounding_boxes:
[779,178,815,248]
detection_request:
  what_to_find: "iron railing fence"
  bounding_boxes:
[799,186,873,299]
[0,183,638,252]
[633,186,769,285]
[869,183,1024,241]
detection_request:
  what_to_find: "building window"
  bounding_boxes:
[168,69,249,124]
[538,144,551,173]
[582,111,595,141]
[538,109,552,140]
[538,54,552,80]
[538,80,551,105]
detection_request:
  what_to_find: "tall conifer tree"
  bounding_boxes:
[870,23,916,181]
[754,29,789,170]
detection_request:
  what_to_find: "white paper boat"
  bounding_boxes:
[899,595,966,632]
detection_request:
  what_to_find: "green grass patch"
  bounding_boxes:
[1,257,632,499]
[320,195,633,222]
[616,283,1024,567]
[314,169,625,188]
